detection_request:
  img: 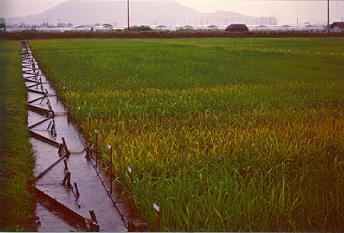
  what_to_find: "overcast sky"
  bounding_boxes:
[1,0,344,24]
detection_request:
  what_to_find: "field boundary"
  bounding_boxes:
[1,31,344,40]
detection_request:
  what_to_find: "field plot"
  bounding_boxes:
[30,38,344,231]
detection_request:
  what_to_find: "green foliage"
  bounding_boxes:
[127,25,154,32]
[0,41,35,231]
[30,38,344,231]
[0,18,5,30]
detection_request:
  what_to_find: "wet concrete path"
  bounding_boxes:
[21,42,128,232]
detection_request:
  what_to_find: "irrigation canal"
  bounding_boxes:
[21,41,146,231]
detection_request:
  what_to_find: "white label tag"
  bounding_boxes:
[153,203,160,212]
[128,166,132,174]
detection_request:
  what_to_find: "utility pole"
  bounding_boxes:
[327,0,330,32]
[127,0,130,29]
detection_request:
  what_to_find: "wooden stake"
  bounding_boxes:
[88,115,91,135]
[153,203,161,232]
[108,144,113,195]
[95,130,99,168]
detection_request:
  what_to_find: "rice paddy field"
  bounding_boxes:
[30,38,344,231]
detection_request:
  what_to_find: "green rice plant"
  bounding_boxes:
[0,41,35,231]
[30,38,344,231]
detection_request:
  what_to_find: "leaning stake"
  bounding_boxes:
[108,144,113,195]
[153,203,161,232]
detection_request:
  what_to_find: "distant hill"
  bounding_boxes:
[7,0,277,26]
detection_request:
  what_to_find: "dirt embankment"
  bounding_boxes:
[1,30,344,40]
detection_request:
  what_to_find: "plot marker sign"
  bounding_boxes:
[153,203,160,212]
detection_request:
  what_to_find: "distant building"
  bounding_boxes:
[156,25,167,31]
[177,25,193,31]
[329,22,344,33]
[31,25,40,31]
[225,24,249,32]
[73,25,92,32]
[94,24,113,32]
[0,18,6,31]
[207,25,218,30]
[57,22,68,27]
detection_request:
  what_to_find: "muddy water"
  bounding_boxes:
[22,45,128,232]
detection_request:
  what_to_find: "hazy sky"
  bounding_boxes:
[1,0,344,24]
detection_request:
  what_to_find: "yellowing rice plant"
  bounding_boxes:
[30,38,344,231]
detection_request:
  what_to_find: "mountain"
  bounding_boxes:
[7,0,277,26]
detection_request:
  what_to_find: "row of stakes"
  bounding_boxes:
[23,43,159,231]
[88,123,161,232]
[23,50,58,139]
[25,52,59,139]
[22,45,100,231]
